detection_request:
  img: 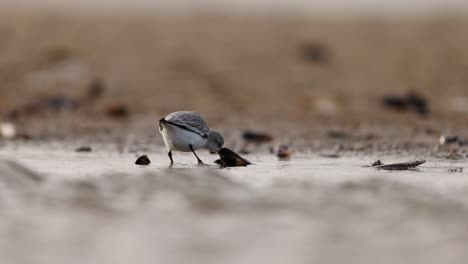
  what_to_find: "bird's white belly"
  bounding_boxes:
[160,124,206,152]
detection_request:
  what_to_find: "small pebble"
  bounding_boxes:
[135,155,151,165]
[277,145,292,159]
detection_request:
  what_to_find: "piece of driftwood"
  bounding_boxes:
[372,160,425,171]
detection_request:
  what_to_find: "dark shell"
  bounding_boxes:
[217,148,251,167]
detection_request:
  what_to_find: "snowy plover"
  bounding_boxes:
[159,111,224,165]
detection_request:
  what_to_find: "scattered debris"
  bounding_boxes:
[299,42,330,64]
[326,130,349,139]
[217,148,251,167]
[42,96,81,112]
[382,92,429,116]
[5,95,80,120]
[439,136,467,146]
[439,136,459,145]
[106,104,129,119]
[370,160,383,166]
[424,128,438,135]
[0,122,16,139]
[242,131,273,144]
[448,167,463,173]
[75,146,92,152]
[135,155,151,166]
[446,150,464,160]
[277,145,292,159]
[371,160,426,171]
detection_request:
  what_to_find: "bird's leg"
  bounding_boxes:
[189,144,204,164]
[168,150,174,165]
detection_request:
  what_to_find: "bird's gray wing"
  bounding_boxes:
[165,111,209,138]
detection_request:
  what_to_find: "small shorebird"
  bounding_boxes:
[159,111,224,165]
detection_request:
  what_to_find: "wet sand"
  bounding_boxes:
[1,145,468,264]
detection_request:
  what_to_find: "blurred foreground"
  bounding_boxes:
[1,147,468,264]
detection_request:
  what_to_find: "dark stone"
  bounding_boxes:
[300,42,330,64]
[382,92,429,116]
[242,131,273,143]
[406,92,429,115]
[135,155,151,166]
[443,136,460,144]
[106,104,129,118]
[382,96,407,111]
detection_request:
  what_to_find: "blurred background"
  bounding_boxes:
[1,0,468,142]
[2,2,468,264]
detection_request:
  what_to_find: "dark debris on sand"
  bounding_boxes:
[299,42,331,64]
[369,160,426,171]
[75,146,92,152]
[216,148,251,167]
[382,92,429,116]
[135,155,151,166]
[106,104,130,119]
[277,144,292,159]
